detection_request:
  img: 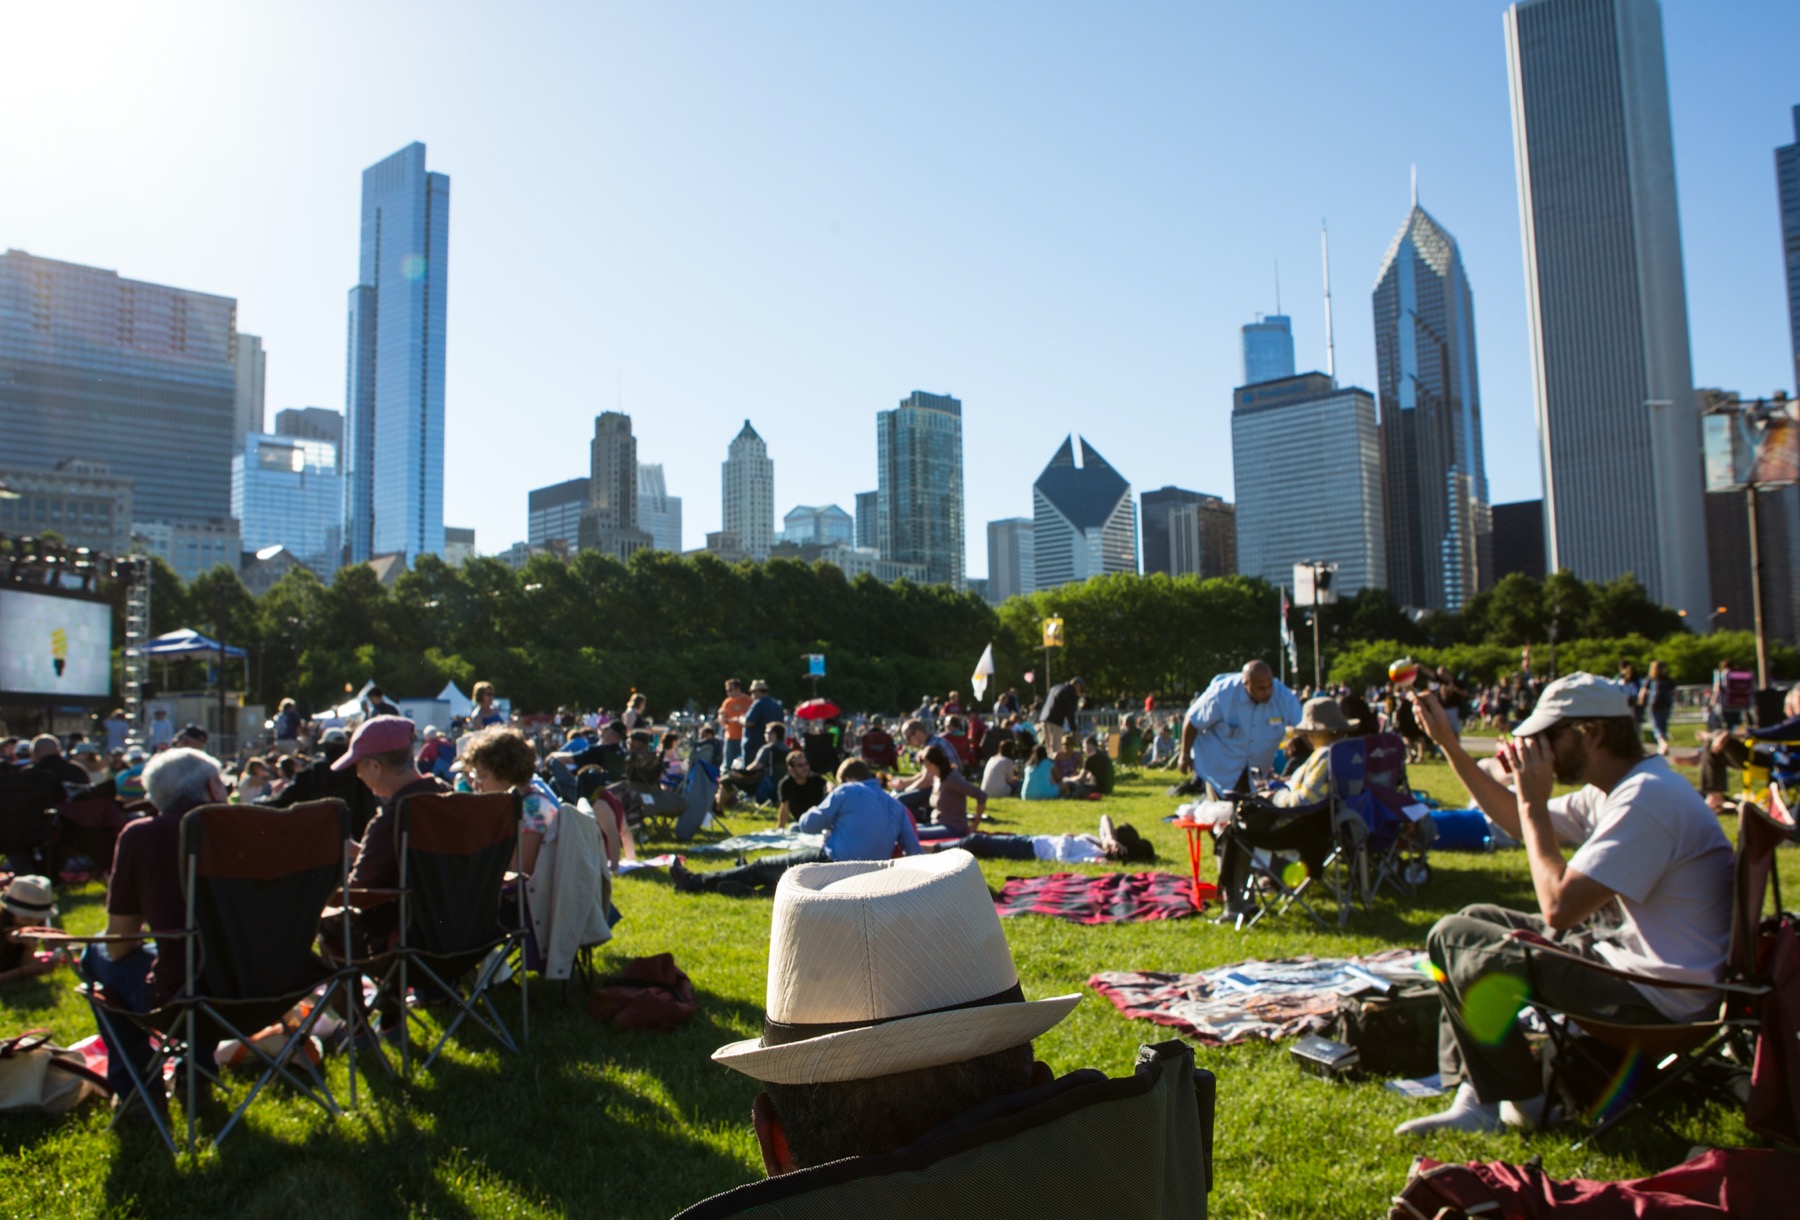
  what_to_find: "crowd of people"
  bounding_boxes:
[0,651,1762,1206]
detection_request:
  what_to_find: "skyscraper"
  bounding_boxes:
[1779,105,1800,387]
[274,407,344,451]
[1030,437,1137,590]
[1372,193,1491,611]
[1242,314,1295,385]
[1232,373,1386,595]
[986,518,1035,604]
[528,478,588,549]
[723,420,774,561]
[232,432,342,581]
[580,412,652,560]
[781,505,854,547]
[1141,486,1205,575]
[855,490,879,551]
[637,463,684,552]
[877,391,965,589]
[0,249,241,533]
[232,334,266,449]
[343,142,450,565]
[1504,0,1706,615]
[1166,496,1237,579]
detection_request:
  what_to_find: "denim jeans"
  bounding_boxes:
[723,738,745,771]
[81,944,216,1101]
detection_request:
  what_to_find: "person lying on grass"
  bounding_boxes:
[922,814,1157,864]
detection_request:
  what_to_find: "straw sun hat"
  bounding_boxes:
[712,850,1079,1086]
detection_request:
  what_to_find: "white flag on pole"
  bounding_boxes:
[971,643,996,702]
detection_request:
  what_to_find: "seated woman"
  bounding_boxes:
[0,875,58,986]
[931,815,1156,865]
[462,726,558,875]
[980,739,1018,799]
[1019,745,1062,801]
[1214,697,1353,921]
[659,730,686,789]
[915,744,987,839]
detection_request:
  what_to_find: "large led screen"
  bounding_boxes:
[0,588,113,700]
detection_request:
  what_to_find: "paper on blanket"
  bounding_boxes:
[1386,1074,1447,1099]
[1400,802,1432,823]
[618,854,681,874]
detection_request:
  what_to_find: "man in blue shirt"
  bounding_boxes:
[670,759,921,896]
[1180,660,1301,796]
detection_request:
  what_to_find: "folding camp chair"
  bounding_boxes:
[58,799,353,1156]
[0,765,63,871]
[356,790,530,1078]
[1358,732,1435,898]
[635,746,728,842]
[49,792,136,879]
[1105,730,1142,782]
[1510,795,1790,1149]
[1212,739,1370,929]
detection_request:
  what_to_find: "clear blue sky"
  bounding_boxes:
[4,2,1796,576]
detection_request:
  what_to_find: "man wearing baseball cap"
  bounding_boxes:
[677,851,1214,1217]
[1396,673,1732,1136]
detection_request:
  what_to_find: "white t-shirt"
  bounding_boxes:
[1546,756,1734,1020]
[981,755,1016,799]
[1032,834,1107,863]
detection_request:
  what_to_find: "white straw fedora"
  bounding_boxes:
[713,850,1079,1086]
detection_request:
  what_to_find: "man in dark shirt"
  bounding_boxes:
[365,686,401,718]
[262,727,379,838]
[777,753,828,828]
[558,723,627,784]
[83,747,229,1114]
[742,681,784,755]
[1038,677,1085,755]
[28,734,90,792]
[334,716,447,960]
[1079,735,1115,796]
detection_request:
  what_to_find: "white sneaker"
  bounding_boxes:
[1394,1082,1502,1136]
[1500,1094,1551,1129]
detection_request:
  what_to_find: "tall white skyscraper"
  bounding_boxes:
[232,333,266,449]
[723,420,774,561]
[1030,437,1137,590]
[986,518,1036,604]
[1504,0,1705,614]
[344,142,450,565]
[637,463,683,552]
[1232,373,1386,595]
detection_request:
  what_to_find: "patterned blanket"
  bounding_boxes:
[683,829,826,856]
[994,871,1201,924]
[1089,949,1430,1045]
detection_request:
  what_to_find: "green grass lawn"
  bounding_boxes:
[3,746,1793,1218]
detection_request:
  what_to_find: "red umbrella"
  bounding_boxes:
[796,698,841,721]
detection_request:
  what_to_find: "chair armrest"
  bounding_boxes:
[11,926,197,945]
[1506,929,1764,995]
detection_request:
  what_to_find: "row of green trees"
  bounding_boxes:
[122,553,1781,717]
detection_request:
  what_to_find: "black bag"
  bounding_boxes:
[1329,982,1440,1077]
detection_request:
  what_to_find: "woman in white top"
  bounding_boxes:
[981,739,1019,798]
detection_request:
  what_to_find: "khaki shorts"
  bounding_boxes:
[1039,722,1065,754]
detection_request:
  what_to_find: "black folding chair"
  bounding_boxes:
[61,799,353,1156]
[358,791,530,1078]
[0,765,63,871]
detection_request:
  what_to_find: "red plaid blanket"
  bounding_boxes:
[994,870,1200,924]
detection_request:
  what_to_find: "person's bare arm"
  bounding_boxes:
[1508,734,1618,929]
[1178,721,1196,774]
[104,911,145,958]
[1410,691,1523,840]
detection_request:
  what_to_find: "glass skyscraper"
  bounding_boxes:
[1030,437,1137,590]
[1372,197,1491,612]
[1241,314,1295,386]
[877,391,965,590]
[1232,373,1386,595]
[1779,105,1800,387]
[232,432,343,581]
[1505,0,1706,616]
[0,249,241,532]
[344,142,450,565]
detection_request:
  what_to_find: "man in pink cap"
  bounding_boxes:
[332,716,445,959]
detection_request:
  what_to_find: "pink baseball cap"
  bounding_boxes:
[330,715,417,771]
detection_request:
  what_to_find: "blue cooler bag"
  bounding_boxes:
[1430,808,1493,852]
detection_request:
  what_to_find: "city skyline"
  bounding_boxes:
[2,4,1795,580]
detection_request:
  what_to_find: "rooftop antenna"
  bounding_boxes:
[1411,162,1418,208]
[1274,258,1282,315]
[1321,219,1336,384]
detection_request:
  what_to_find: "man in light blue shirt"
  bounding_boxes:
[670,759,921,896]
[1180,660,1302,796]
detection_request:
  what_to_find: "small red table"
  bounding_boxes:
[1171,816,1220,912]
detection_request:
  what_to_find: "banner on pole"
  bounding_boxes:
[971,643,996,702]
[1042,618,1064,649]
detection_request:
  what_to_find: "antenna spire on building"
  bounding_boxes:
[1411,163,1418,208]
[1274,258,1282,314]
[1321,219,1336,384]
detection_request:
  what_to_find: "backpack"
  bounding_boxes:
[0,1030,109,1114]
[1328,981,1440,1077]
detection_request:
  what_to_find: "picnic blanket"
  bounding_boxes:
[1089,949,1429,1045]
[995,871,1200,924]
[683,829,826,857]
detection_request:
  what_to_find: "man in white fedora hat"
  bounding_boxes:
[678,850,1215,1218]
[1396,673,1732,1136]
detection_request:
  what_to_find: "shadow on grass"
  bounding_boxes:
[67,975,768,1219]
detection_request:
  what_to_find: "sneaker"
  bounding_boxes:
[668,858,705,895]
